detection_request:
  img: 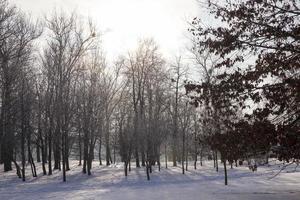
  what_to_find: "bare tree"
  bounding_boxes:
[169,56,188,167]
[41,11,96,181]
[0,0,40,177]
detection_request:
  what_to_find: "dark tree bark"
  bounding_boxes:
[124,161,128,176]
[194,149,197,170]
[66,136,70,171]
[83,130,88,174]
[135,148,140,168]
[182,129,185,174]
[215,151,218,172]
[36,143,41,163]
[146,162,150,180]
[27,134,37,177]
[185,148,188,171]
[200,149,203,167]
[99,139,102,165]
[141,149,146,167]
[48,127,53,175]
[53,132,61,170]
[223,159,228,185]
[21,126,26,181]
[78,131,82,166]
[62,133,66,182]
[12,160,22,179]
[165,144,168,169]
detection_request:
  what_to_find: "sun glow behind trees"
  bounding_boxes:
[11,0,200,62]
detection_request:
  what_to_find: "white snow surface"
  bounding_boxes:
[0,160,300,200]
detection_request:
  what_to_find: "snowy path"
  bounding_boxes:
[0,161,299,200]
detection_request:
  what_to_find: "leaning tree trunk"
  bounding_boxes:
[27,137,37,177]
[12,160,22,179]
[87,139,96,175]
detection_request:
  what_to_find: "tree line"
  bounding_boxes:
[0,0,299,185]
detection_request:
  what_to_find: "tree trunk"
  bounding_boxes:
[105,120,111,166]
[78,131,82,166]
[113,143,116,164]
[41,141,47,175]
[124,161,128,176]
[45,136,48,162]
[200,149,203,166]
[129,158,131,172]
[224,159,228,185]
[106,142,111,166]
[135,148,140,168]
[2,132,13,172]
[172,142,177,167]
[194,152,197,170]
[28,146,37,177]
[146,162,150,180]
[87,141,95,175]
[215,151,218,172]
[0,143,2,164]
[21,82,26,179]
[66,136,70,171]
[213,153,216,168]
[185,148,188,171]
[158,147,161,172]
[2,78,13,172]
[21,127,26,181]
[99,139,102,165]
[141,150,146,167]
[62,133,66,182]
[12,160,22,179]
[165,144,168,169]
[48,128,52,175]
[83,131,88,174]
[36,143,41,163]
[54,139,61,170]
[182,130,185,174]
[27,132,37,177]
[39,124,46,175]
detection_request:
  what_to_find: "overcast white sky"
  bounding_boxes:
[11,0,204,62]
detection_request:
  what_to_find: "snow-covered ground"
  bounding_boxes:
[0,160,299,200]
